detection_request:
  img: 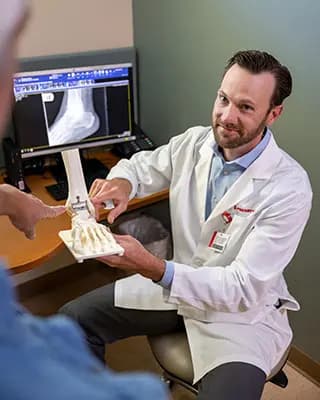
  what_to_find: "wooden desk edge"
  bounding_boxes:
[9,243,66,275]
[9,188,169,274]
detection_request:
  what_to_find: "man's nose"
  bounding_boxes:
[220,104,238,125]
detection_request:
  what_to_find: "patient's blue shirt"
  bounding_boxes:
[0,264,167,400]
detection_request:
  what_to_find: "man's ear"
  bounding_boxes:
[266,105,283,126]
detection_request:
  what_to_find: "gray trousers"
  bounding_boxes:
[59,282,266,400]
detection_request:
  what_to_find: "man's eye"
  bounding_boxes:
[240,104,253,111]
[218,94,228,103]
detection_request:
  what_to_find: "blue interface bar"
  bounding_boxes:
[14,67,129,96]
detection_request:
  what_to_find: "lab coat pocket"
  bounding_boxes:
[273,298,299,313]
[225,214,256,250]
[178,303,275,325]
[228,212,256,232]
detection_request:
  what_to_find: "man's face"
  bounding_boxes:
[212,64,281,151]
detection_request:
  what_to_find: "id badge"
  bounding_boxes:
[208,231,231,253]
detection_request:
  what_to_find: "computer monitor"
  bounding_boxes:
[12,53,136,159]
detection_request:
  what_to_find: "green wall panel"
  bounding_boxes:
[133,0,320,362]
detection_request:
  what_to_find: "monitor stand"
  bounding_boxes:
[49,153,67,183]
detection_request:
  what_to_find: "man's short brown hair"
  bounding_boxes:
[224,50,292,106]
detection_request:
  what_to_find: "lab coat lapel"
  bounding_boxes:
[210,169,255,219]
[194,135,214,223]
[209,134,282,220]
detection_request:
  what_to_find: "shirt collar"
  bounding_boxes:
[213,128,271,169]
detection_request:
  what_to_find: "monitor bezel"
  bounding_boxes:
[12,47,138,159]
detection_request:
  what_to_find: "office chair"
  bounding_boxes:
[148,332,289,395]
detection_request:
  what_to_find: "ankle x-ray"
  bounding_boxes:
[44,87,102,146]
[58,148,124,262]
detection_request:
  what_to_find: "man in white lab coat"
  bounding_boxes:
[61,50,312,399]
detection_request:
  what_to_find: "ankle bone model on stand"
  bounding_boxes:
[60,148,124,260]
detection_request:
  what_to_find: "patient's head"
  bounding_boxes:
[0,0,29,136]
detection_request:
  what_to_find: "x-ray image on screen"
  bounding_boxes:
[43,87,109,146]
[13,62,133,158]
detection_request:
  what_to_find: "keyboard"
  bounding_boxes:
[45,159,109,201]
[45,181,69,201]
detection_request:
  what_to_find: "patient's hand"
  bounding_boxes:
[0,184,65,239]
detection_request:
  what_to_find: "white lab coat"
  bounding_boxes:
[107,126,312,383]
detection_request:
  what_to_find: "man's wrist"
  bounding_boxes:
[153,260,174,289]
[150,258,166,281]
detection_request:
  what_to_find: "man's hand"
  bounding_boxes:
[0,184,65,240]
[89,178,132,224]
[97,234,166,281]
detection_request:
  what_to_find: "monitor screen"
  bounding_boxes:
[12,61,135,158]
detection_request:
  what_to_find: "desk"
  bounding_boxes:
[0,151,169,275]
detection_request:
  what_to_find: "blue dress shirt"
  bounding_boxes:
[158,129,271,289]
[0,265,167,400]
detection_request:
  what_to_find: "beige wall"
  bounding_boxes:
[18,0,133,58]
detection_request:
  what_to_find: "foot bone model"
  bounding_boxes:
[47,87,100,146]
[71,215,123,256]
[61,148,124,257]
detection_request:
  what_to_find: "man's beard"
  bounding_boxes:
[213,117,267,149]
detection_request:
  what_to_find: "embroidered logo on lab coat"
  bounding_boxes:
[233,204,255,213]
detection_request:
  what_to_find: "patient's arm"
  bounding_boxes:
[0,183,65,239]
